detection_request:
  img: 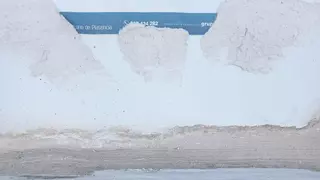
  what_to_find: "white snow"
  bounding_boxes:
[1,0,320,133]
[118,24,189,82]
[201,0,320,73]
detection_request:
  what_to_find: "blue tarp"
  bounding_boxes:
[60,12,217,35]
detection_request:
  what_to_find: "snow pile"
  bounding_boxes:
[0,0,107,86]
[118,24,189,81]
[201,0,320,73]
[0,0,111,132]
[1,0,320,134]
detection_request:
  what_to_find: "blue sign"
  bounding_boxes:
[60,12,217,35]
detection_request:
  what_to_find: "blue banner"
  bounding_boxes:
[60,12,217,35]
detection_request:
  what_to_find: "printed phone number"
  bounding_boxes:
[124,20,159,26]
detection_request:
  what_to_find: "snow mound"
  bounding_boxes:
[201,0,320,74]
[0,0,107,86]
[118,23,189,81]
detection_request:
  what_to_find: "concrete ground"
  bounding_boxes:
[2,169,320,180]
[0,120,319,178]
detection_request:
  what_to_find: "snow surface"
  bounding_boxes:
[1,0,320,133]
[118,24,189,82]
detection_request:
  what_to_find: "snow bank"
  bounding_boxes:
[0,0,110,132]
[1,0,320,133]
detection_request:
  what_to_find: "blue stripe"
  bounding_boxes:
[60,12,217,35]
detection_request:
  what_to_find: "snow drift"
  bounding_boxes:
[1,0,320,133]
